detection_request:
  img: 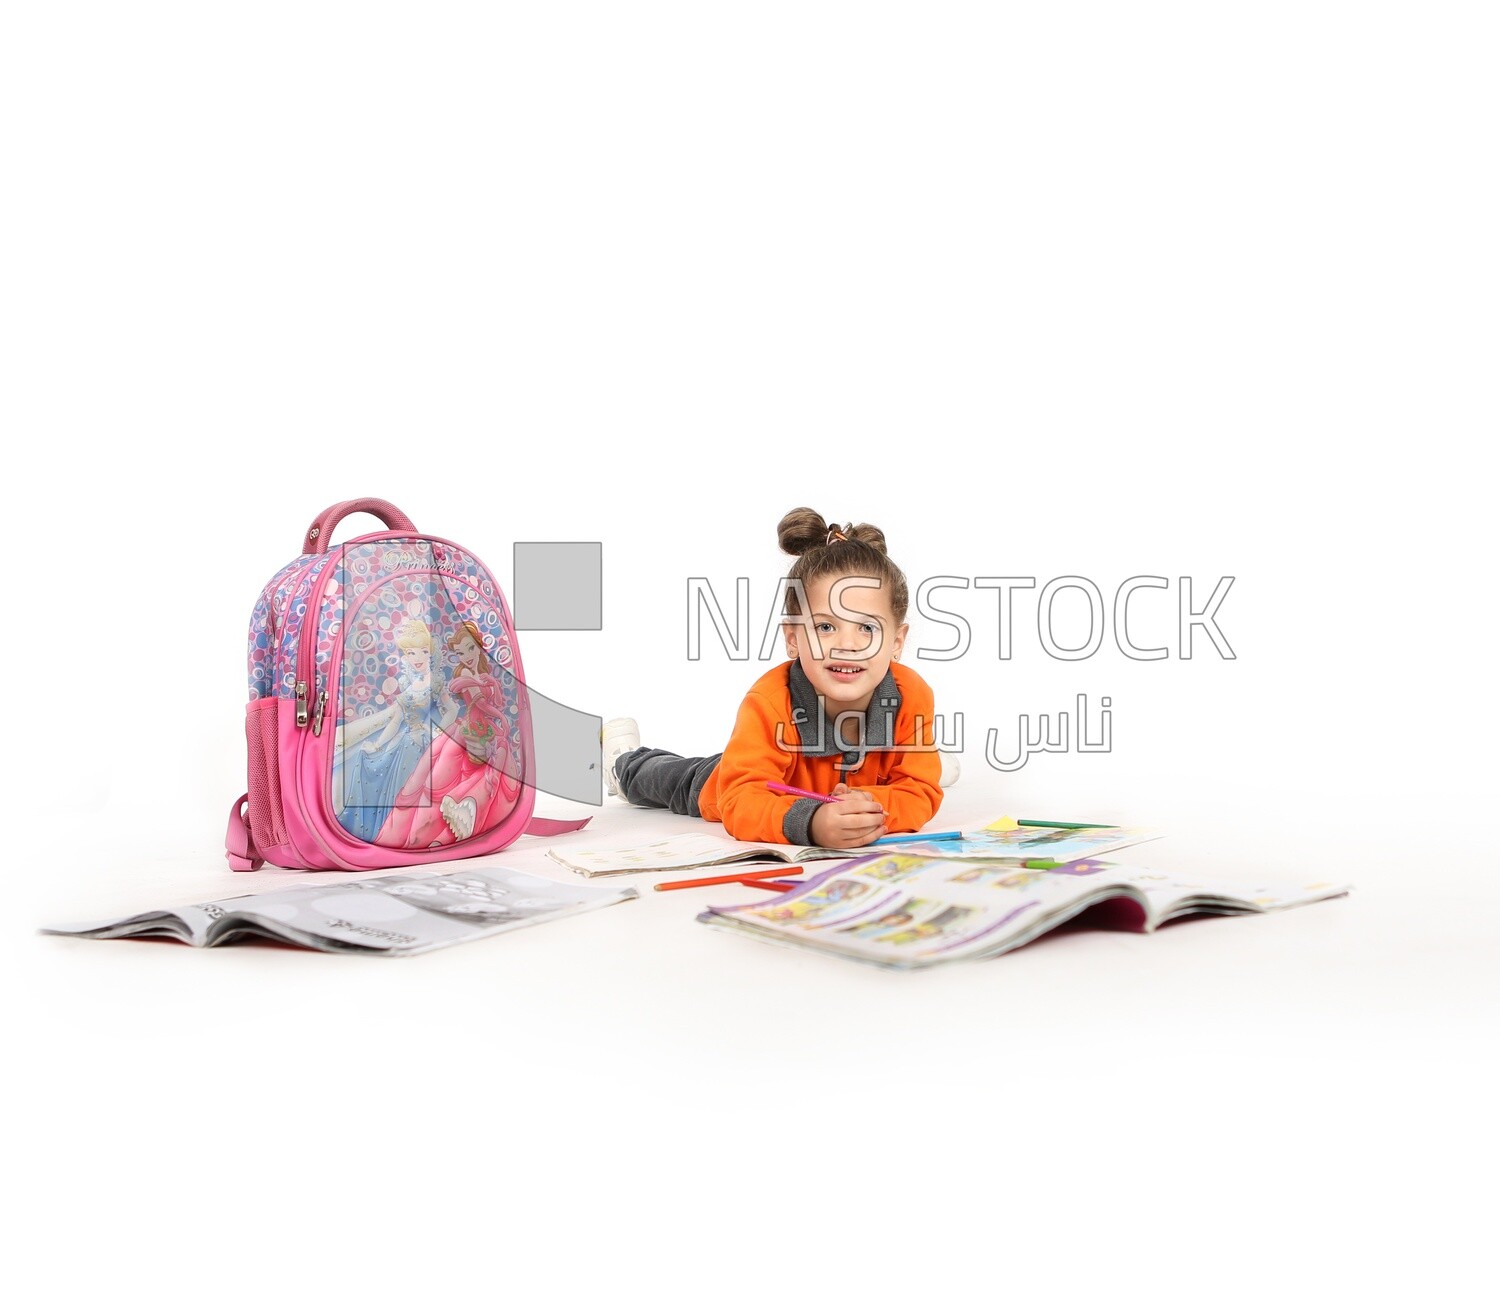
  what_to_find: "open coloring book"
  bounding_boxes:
[697,851,1350,970]
[43,868,637,957]
[546,823,1160,877]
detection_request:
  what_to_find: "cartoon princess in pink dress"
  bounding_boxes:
[376,621,522,849]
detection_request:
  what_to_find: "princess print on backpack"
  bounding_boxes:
[333,617,453,843]
[226,498,589,872]
[376,620,523,848]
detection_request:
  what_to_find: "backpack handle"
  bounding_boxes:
[303,499,418,554]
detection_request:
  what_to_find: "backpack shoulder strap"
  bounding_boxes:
[522,815,592,837]
[225,793,265,872]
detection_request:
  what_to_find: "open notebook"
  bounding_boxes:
[43,868,636,956]
[546,823,1160,877]
[698,852,1351,970]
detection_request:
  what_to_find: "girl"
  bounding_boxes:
[605,508,949,849]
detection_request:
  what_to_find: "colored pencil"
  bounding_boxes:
[869,830,963,846]
[738,878,800,892]
[765,781,841,803]
[765,781,886,814]
[1017,819,1109,830]
[654,866,806,892]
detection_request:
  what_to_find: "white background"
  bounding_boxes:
[4,3,1496,1307]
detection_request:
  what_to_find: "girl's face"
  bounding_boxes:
[404,646,431,675]
[453,631,482,668]
[783,575,907,712]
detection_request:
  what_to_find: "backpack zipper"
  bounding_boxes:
[293,551,339,730]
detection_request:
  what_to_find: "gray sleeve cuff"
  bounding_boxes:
[781,798,821,847]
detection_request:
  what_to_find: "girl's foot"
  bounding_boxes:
[601,718,641,797]
[939,751,961,789]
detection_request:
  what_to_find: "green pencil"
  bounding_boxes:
[1017,819,1109,830]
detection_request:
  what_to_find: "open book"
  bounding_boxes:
[546,823,1160,877]
[43,868,636,957]
[697,851,1350,970]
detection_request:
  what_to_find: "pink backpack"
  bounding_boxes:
[226,498,590,871]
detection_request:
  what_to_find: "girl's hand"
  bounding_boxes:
[831,782,880,807]
[810,785,886,848]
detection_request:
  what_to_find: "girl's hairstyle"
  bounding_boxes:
[394,618,433,652]
[776,507,909,624]
[446,620,491,673]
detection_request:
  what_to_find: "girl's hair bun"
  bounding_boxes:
[777,507,889,557]
[777,507,829,556]
[776,507,907,623]
[844,521,888,555]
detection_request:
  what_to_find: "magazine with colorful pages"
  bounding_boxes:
[696,851,1350,970]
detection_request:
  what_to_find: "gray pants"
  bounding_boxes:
[614,747,723,817]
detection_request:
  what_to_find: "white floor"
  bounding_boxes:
[12,783,1496,1308]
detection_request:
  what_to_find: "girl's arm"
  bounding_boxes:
[711,692,818,846]
[853,762,943,833]
[849,679,944,832]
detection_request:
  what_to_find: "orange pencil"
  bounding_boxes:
[738,878,800,892]
[654,865,805,892]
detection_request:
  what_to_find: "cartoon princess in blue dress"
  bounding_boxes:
[336,618,455,841]
[377,621,522,848]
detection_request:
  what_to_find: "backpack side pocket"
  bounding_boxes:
[246,696,288,850]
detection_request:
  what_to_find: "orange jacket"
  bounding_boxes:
[696,660,944,845]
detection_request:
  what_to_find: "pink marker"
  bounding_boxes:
[765,780,841,803]
[765,781,886,815]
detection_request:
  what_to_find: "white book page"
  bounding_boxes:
[547,831,800,875]
[45,869,638,956]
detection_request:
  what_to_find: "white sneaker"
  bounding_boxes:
[938,751,961,789]
[601,717,641,797]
